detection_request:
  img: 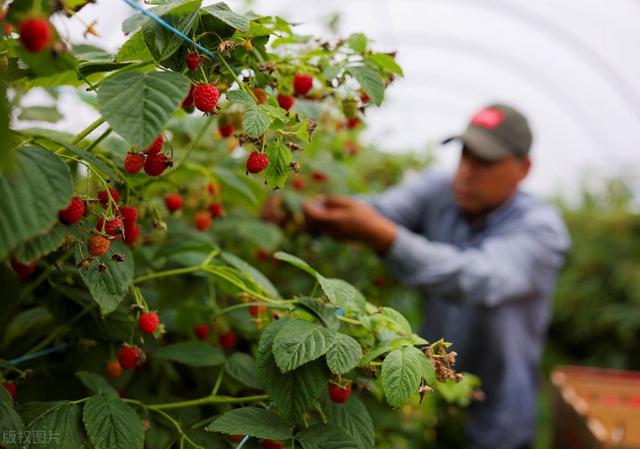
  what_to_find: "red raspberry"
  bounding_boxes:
[117,345,143,370]
[18,17,52,52]
[360,91,370,104]
[10,256,37,280]
[255,249,271,261]
[252,87,267,104]
[249,304,267,317]
[246,151,269,174]
[97,188,120,208]
[229,435,245,443]
[88,234,110,257]
[124,153,145,174]
[293,73,313,96]
[144,135,164,155]
[311,171,328,182]
[3,383,16,398]
[260,440,284,449]
[119,206,138,227]
[123,224,139,246]
[195,212,212,231]
[4,24,13,35]
[208,203,223,218]
[58,197,85,224]
[328,382,352,404]
[96,216,124,238]
[164,193,183,213]
[105,359,122,380]
[193,84,219,113]
[219,122,233,138]
[144,153,171,176]
[277,94,294,111]
[186,52,201,71]
[292,176,304,191]
[138,311,160,334]
[194,324,210,340]
[219,332,236,350]
[182,85,195,108]
[346,117,361,129]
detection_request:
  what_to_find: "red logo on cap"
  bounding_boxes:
[471,108,504,129]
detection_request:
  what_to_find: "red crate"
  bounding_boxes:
[551,366,640,449]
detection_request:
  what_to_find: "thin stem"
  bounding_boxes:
[85,127,112,153]
[133,266,202,284]
[217,53,257,102]
[211,369,224,396]
[147,394,269,411]
[337,316,362,326]
[175,115,215,169]
[70,117,105,145]
[214,301,295,318]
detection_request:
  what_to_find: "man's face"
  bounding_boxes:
[453,145,531,215]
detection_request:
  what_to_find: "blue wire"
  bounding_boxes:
[5,342,72,366]
[120,0,218,61]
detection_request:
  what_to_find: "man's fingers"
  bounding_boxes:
[323,195,355,209]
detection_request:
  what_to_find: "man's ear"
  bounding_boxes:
[518,156,532,180]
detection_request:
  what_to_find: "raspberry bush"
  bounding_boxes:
[0,2,470,448]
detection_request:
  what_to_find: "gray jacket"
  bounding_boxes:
[370,169,570,449]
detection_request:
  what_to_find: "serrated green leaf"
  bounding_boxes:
[243,105,271,138]
[76,371,118,395]
[320,395,374,449]
[83,393,144,449]
[349,66,384,106]
[206,407,292,439]
[257,321,328,422]
[326,333,362,375]
[0,386,23,449]
[226,89,256,106]
[265,141,291,190]
[381,346,424,407]
[298,297,339,331]
[273,320,336,372]
[220,251,281,299]
[17,401,86,449]
[202,3,249,31]
[225,352,261,389]
[155,341,225,367]
[74,240,134,315]
[116,31,154,63]
[122,4,175,35]
[346,33,367,53]
[142,1,201,62]
[317,278,366,312]
[323,64,342,81]
[13,223,65,264]
[367,53,403,76]
[0,146,72,260]
[296,424,359,449]
[376,307,412,336]
[97,71,190,147]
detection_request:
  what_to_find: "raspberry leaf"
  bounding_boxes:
[295,424,359,449]
[142,1,201,62]
[319,394,375,449]
[326,333,362,375]
[13,223,66,264]
[381,346,425,407]
[206,407,292,440]
[272,319,336,372]
[225,353,260,389]
[155,341,225,367]
[74,240,134,315]
[264,141,291,190]
[83,393,144,449]
[76,371,118,396]
[226,89,257,106]
[211,167,257,205]
[97,71,190,148]
[0,146,72,260]
[243,105,272,138]
[348,66,384,106]
[0,386,23,449]
[116,31,154,63]
[202,3,250,32]
[17,401,86,449]
[220,251,281,299]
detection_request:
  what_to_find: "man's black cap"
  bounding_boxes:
[443,103,533,161]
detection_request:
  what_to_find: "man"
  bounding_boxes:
[302,104,570,449]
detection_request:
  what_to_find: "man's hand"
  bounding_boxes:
[302,196,397,253]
